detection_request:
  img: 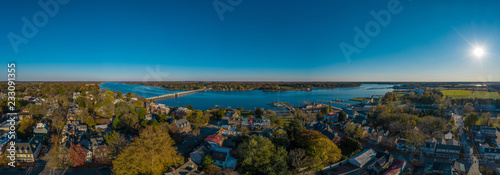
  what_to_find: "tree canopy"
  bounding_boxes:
[112,125,183,175]
[236,135,288,175]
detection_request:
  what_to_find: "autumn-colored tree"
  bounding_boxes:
[112,125,183,175]
[204,164,222,175]
[69,144,87,167]
[18,117,36,140]
[288,148,311,174]
[295,129,342,170]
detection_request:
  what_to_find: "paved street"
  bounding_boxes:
[455,112,485,175]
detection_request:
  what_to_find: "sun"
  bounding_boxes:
[473,47,485,58]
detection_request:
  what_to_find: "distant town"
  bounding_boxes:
[0,82,500,175]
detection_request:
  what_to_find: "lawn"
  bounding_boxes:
[349,97,366,101]
[282,119,293,124]
[441,90,500,99]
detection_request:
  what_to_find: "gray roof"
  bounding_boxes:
[425,138,437,143]
[15,137,42,155]
[211,151,228,162]
[484,148,500,154]
[176,119,190,129]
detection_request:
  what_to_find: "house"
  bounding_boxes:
[435,138,461,159]
[419,138,437,156]
[368,151,394,175]
[160,106,170,114]
[221,125,237,136]
[343,109,359,118]
[363,126,375,134]
[0,133,14,156]
[170,119,191,133]
[254,118,271,128]
[396,138,415,152]
[79,139,93,163]
[483,147,500,160]
[323,112,339,122]
[475,131,486,143]
[444,130,453,140]
[204,135,223,147]
[144,114,154,121]
[396,139,408,152]
[424,162,466,175]
[212,150,228,168]
[481,126,497,138]
[76,125,88,134]
[14,137,43,162]
[33,123,49,137]
[91,137,108,163]
[95,124,108,130]
[228,114,242,127]
[478,104,499,112]
[190,144,211,165]
[368,132,383,145]
[241,117,248,127]
[349,148,377,168]
[353,115,367,125]
[165,159,205,175]
[175,107,191,117]
[381,159,407,175]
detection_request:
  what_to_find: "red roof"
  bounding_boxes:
[205,134,223,146]
[382,159,406,175]
[325,112,338,116]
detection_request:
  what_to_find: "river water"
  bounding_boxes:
[100,83,394,110]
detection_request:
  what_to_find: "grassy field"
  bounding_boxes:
[349,97,366,101]
[441,90,500,99]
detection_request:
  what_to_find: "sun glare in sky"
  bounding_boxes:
[473,47,485,58]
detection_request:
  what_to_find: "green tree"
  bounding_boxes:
[272,129,290,147]
[187,105,194,111]
[236,135,288,175]
[285,119,304,142]
[464,112,479,130]
[338,111,347,122]
[215,109,226,120]
[255,108,264,118]
[158,114,168,122]
[104,131,123,156]
[355,126,365,140]
[201,155,214,169]
[112,125,184,175]
[339,137,363,157]
[112,117,121,130]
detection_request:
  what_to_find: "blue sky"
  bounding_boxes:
[1,0,499,81]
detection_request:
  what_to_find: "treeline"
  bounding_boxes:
[452,98,500,108]
[125,82,360,91]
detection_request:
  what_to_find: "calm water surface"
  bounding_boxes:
[100,83,394,110]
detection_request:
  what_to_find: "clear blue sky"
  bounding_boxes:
[1,0,499,81]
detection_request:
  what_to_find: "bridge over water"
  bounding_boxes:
[146,88,210,100]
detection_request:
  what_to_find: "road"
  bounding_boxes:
[454,112,481,175]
